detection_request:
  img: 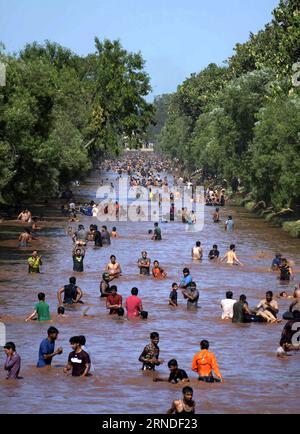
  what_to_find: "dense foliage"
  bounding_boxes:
[0,39,153,204]
[155,0,300,211]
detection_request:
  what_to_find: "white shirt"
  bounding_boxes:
[221,299,236,319]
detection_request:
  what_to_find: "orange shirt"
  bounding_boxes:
[192,349,222,378]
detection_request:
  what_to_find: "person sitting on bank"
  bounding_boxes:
[57,276,83,305]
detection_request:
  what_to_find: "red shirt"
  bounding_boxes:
[107,294,122,315]
[125,295,143,319]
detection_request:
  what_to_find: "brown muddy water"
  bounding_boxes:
[0,170,299,414]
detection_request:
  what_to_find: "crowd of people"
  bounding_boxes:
[3,153,299,414]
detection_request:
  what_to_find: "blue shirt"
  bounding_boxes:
[37,338,55,367]
[181,274,192,287]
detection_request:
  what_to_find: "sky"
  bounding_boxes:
[0,0,280,100]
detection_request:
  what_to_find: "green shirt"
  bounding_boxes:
[35,301,51,321]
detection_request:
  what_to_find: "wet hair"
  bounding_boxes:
[266,291,273,297]
[110,255,116,260]
[25,228,31,234]
[168,359,178,368]
[47,327,59,335]
[172,283,178,289]
[154,260,159,266]
[230,244,235,250]
[38,292,45,301]
[69,276,76,284]
[78,335,86,346]
[196,241,201,247]
[117,307,125,317]
[69,336,81,345]
[112,227,117,232]
[154,222,158,227]
[226,291,233,299]
[148,229,153,234]
[240,294,247,302]
[200,340,209,350]
[190,281,197,289]
[182,386,193,395]
[213,244,218,249]
[57,306,65,315]
[102,272,110,280]
[150,332,159,339]
[102,225,107,230]
[110,285,117,292]
[183,268,190,274]
[140,311,148,319]
[131,287,138,296]
[4,342,16,351]
[228,216,232,220]
[279,291,287,297]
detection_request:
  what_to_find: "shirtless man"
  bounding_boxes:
[167,386,195,414]
[19,229,36,247]
[105,255,122,280]
[220,244,243,266]
[18,209,32,223]
[192,241,203,260]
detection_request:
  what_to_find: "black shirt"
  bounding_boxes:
[169,290,178,305]
[68,349,90,376]
[209,249,219,260]
[168,368,189,384]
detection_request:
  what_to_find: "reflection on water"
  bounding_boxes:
[0,171,300,414]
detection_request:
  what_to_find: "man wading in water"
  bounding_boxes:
[57,277,83,305]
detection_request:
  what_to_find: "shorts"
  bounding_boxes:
[198,376,221,383]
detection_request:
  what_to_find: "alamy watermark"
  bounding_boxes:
[0,62,6,87]
[92,179,205,232]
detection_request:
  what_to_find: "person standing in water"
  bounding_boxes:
[221,291,236,320]
[220,244,243,266]
[138,251,151,276]
[19,228,36,247]
[213,208,220,223]
[63,336,91,377]
[152,222,162,240]
[225,216,234,232]
[192,340,222,383]
[72,248,85,272]
[167,387,195,414]
[57,276,83,305]
[28,250,43,273]
[278,258,293,282]
[192,241,203,260]
[208,244,220,260]
[105,255,122,280]
[139,332,164,371]
[169,283,178,307]
[3,342,21,380]
[25,292,51,322]
[37,327,63,368]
